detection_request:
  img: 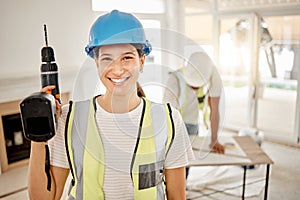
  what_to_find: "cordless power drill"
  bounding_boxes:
[20,24,61,142]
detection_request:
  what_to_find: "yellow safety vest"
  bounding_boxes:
[196,87,210,128]
[65,97,174,199]
[173,69,210,128]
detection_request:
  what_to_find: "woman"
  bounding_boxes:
[28,10,194,200]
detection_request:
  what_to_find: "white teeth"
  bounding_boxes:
[110,77,127,83]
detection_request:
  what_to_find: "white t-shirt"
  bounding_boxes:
[163,67,222,125]
[48,98,194,199]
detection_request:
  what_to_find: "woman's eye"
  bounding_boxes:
[101,57,112,62]
[123,56,134,60]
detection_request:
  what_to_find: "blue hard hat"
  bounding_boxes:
[85,10,152,58]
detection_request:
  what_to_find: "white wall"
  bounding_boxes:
[0,0,97,78]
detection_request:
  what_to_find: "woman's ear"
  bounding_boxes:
[140,54,146,72]
[95,57,100,68]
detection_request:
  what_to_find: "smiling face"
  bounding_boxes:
[95,44,145,98]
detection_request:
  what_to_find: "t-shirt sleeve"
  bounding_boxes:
[208,67,223,97]
[48,104,70,169]
[164,105,195,169]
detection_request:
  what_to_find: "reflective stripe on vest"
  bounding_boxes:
[196,86,206,110]
[173,69,206,113]
[172,70,187,111]
[196,87,210,128]
[65,97,174,199]
[174,69,210,128]
[171,70,187,116]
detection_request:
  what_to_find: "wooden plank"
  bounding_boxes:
[189,136,252,166]
[234,136,274,165]
[188,135,273,167]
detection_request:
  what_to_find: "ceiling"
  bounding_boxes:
[216,0,300,10]
[185,0,300,10]
[183,0,300,43]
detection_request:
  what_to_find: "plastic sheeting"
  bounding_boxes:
[187,165,266,199]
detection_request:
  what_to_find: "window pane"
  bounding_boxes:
[219,18,252,128]
[257,15,300,137]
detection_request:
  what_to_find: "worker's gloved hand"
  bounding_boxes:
[41,85,62,117]
[209,141,225,154]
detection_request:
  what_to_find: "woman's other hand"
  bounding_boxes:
[41,85,61,117]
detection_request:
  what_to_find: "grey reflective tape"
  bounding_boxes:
[156,182,165,200]
[150,102,168,198]
[150,102,168,162]
[71,100,90,199]
[68,195,75,200]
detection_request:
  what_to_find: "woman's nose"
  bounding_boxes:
[110,60,124,75]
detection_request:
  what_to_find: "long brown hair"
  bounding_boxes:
[137,82,146,97]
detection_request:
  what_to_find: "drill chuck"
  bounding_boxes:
[40,25,61,103]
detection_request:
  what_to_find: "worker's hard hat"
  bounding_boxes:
[85,10,152,58]
[183,52,213,87]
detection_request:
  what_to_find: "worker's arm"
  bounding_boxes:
[165,167,186,200]
[208,96,225,154]
[28,85,69,199]
[28,142,69,200]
